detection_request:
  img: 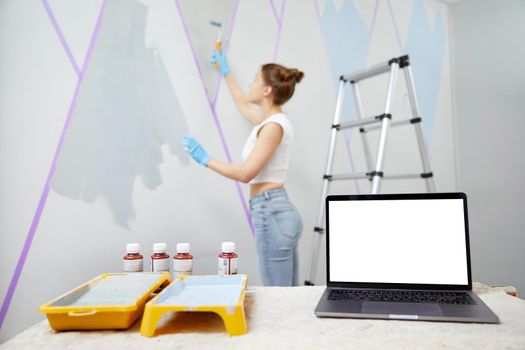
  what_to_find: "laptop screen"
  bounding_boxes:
[327,194,470,287]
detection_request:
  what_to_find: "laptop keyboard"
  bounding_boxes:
[329,289,476,305]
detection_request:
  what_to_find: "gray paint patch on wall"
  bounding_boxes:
[50,0,189,227]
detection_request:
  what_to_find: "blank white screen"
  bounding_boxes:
[329,199,468,285]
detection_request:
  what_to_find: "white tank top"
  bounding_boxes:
[241,113,294,184]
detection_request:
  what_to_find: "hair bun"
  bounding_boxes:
[283,68,304,84]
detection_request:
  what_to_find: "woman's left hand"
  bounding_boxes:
[210,49,230,76]
[182,136,210,167]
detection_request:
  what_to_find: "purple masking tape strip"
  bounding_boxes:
[313,0,320,17]
[207,98,255,235]
[278,0,286,22]
[313,0,328,62]
[211,0,240,108]
[272,0,286,61]
[41,0,81,76]
[0,0,107,330]
[269,0,280,23]
[369,0,380,40]
[174,0,207,97]
[174,0,254,234]
[387,0,404,51]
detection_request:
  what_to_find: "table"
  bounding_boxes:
[2,283,525,350]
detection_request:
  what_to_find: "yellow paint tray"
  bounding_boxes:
[140,274,248,336]
[39,272,171,331]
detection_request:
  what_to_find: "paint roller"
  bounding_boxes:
[210,20,222,52]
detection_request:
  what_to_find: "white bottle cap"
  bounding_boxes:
[176,243,191,254]
[126,243,140,254]
[221,242,235,253]
[153,243,167,253]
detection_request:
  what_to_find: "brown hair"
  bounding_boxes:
[261,63,304,105]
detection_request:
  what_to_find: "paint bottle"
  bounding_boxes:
[151,243,170,272]
[218,242,238,276]
[173,243,193,277]
[123,243,143,272]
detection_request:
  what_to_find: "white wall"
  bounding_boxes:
[449,0,525,295]
[0,0,455,342]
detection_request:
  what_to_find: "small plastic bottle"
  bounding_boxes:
[173,243,193,277]
[123,243,143,272]
[151,243,170,272]
[218,242,238,276]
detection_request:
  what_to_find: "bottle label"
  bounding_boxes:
[173,259,193,276]
[152,258,170,272]
[123,258,143,272]
[218,257,238,275]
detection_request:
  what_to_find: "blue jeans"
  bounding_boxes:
[249,188,303,286]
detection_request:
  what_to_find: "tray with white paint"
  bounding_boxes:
[39,272,171,331]
[140,274,248,336]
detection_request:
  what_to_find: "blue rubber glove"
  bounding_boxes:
[210,49,230,76]
[182,136,210,167]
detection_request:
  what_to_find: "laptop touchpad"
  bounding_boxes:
[362,302,443,316]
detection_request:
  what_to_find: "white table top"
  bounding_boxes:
[2,283,525,350]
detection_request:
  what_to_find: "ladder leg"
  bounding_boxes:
[305,179,329,285]
[403,63,436,192]
[351,82,374,176]
[371,62,399,194]
[305,78,346,285]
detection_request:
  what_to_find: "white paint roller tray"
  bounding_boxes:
[140,274,249,336]
[156,275,246,307]
[39,272,171,331]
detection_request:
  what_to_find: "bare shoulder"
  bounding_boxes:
[257,122,284,142]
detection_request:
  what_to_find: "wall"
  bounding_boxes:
[0,0,454,342]
[450,0,525,295]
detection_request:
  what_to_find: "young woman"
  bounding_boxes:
[183,49,304,286]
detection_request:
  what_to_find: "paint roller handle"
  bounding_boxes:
[215,40,222,53]
[182,136,210,167]
[210,49,230,76]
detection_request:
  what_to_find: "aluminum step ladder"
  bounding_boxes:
[304,55,436,286]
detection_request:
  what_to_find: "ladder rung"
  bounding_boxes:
[325,172,434,181]
[336,114,391,131]
[360,117,421,132]
[325,173,369,181]
[383,173,431,180]
[342,58,399,83]
[336,116,381,130]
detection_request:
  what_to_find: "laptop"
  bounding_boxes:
[314,192,499,323]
